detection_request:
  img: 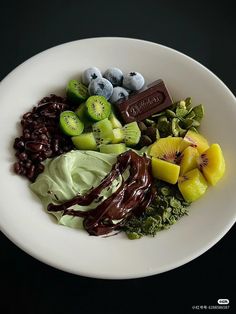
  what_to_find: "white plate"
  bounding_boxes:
[0,37,235,279]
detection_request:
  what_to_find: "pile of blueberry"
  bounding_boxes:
[82,67,145,104]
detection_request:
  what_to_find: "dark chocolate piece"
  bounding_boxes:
[115,79,172,123]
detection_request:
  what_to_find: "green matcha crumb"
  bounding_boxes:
[123,180,191,239]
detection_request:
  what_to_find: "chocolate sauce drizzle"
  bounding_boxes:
[48,151,156,236]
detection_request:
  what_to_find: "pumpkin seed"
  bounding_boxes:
[185,110,195,120]
[171,118,180,136]
[178,100,187,111]
[156,128,160,140]
[189,126,199,133]
[146,96,204,140]
[193,104,204,121]
[158,117,170,133]
[158,116,168,123]
[145,118,156,126]
[176,107,188,118]
[179,128,187,137]
[171,118,187,137]
[182,118,194,128]
[166,109,176,118]
[185,97,192,108]
[151,111,166,118]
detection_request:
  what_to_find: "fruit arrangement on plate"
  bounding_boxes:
[13,67,226,239]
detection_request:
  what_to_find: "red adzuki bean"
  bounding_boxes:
[13,94,74,182]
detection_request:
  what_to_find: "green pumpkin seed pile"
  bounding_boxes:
[146,97,204,138]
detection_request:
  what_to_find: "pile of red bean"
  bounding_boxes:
[13,94,74,182]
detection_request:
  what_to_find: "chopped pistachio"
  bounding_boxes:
[162,210,171,222]
[124,179,190,239]
[126,232,142,240]
[160,186,171,196]
[170,197,182,209]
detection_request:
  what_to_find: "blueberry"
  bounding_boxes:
[109,87,129,104]
[82,67,102,86]
[123,71,145,91]
[88,78,113,100]
[103,67,123,86]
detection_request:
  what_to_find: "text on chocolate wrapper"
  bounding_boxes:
[128,94,164,116]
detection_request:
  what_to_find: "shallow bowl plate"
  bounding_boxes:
[0,37,235,279]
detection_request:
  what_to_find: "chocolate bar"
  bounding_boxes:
[115,79,173,123]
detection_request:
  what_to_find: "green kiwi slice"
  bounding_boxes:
[60,111,84,136]
[75,102,86,120]
[92,118,114,146]
[99,143,126,154]
[66,79,88,104]
[123,121,141,146]
[85,96,111,121]
[111,128,125,144]
[109,111,122,128]
[72,132,97,150]
[75,102,93,129]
